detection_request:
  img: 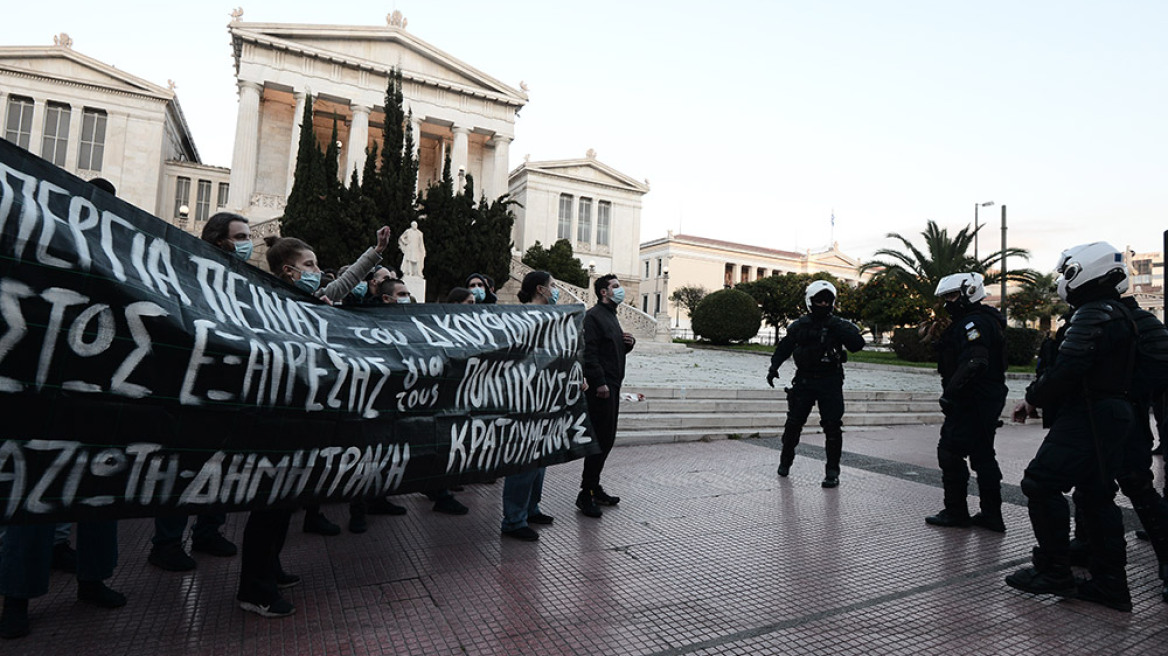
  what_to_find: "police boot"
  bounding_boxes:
[1067,537,1091,567]
[925,508,971,528]
[821,422,843,489]
[1159,562,1168,603]
[1075,574,1132,612]
[1005,547,1076,597]
[971,486,1005,532]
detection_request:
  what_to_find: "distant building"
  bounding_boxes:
[638,232,868,329]
[0,36,228,233]
[1126,249,1164,320]
[507,151,649,294]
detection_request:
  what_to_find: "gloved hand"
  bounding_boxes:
[938,396,955,414]
[766,369,779,388]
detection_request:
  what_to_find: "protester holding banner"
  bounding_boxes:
[264,225,391,303]
[500,271,561,541]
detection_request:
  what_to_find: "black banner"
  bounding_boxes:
[0,139,596,523]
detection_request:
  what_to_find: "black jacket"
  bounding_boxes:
[583,301,634,389]
[937,304,1007,398]
[770,314,864,378]
[1026,298,1136,408]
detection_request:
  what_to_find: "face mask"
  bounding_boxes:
[294,270,321,294]
[396,296,412,304]
[944,300,967,318]
[810,304,832,318]
[610,287,626,304]
[233,240,253,261]
[352,282,369,298]
[547,288,560,305]
[470,287,486,302]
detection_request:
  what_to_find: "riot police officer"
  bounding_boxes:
[925,273,1009,532]
[767,280,865,487]
[1007,242,1137,611]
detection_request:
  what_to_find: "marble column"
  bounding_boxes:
[285,91,306,196]
[410,117,423,193]
[28,99,45,157]
[490,135,512,200]
[65,103,84,172]
[227,80,263,211]
[451,125,470,192]
[345,102,371,186]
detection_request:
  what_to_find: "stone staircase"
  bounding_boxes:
[616,387,947,446]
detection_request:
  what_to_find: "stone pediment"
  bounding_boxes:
[0,46,173,100]
[230,23,527,107]
[515,158,650,195]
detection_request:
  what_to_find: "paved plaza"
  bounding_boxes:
[7,349,1168,655]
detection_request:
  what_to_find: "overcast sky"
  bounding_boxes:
[4,1,1165,272]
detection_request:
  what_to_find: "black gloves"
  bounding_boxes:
[766,368,779,388]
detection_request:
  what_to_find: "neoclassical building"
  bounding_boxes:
[639,232,869,329]
[507,150,649,294]
[0,36,228,231]
[225,11,527,230]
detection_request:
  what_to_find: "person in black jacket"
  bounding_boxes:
[1007,242,1137,612]
[925,272,1009,532]
[767,280,865,488]
[577,274,636,517]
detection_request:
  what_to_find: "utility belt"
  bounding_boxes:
[794,369,844,381]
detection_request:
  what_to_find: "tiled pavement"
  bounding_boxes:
[6,422,1168,655]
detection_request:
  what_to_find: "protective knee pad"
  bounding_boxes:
[1117,469,1154,500]
[1020,474,1056,501]
[821,420,843,440]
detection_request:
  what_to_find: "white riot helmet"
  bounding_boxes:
[805,279,837,311]
[934,272,987,303]
[1054,242,1128,305]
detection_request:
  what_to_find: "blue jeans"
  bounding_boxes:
[152,513,227,546]
[0,521,118,599]
[501,468,545,532]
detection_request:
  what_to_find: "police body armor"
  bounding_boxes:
[790,317,847,377]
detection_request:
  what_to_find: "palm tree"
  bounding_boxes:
[1006,273,1068,333]
[859,220,1036,310]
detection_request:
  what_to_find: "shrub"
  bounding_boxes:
[691,289,761,345]
[890,327,935,363]
[1005,326,1042,367]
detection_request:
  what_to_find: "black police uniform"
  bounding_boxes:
[1007,296,1137,607]
[928,302,1008,528]
[769,313,864,485]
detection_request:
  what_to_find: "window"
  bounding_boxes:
[217,182,230,209]
[557,194,573,240]
[597,201,611,246]
[5,96,34,149]
[195,180,212,221]
[644,261,650,279]
[654,293,661,314]
[174,177,191,219]
[41,102,71,166]
[642,295,649,313]
[741,266,751,284]
[724,263,734,288]
[77,108,107,171]
[656,259,663,276]
[577,197,592,243]
[757,268,767,279]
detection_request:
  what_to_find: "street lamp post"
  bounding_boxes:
[974,200,994,261]
[1000,205,1008,319]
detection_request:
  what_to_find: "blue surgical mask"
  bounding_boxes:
[470,287,486,302]
[233,240,253,261]
[294,270,321,294]
[396,296,412,304]
[352,282,369,298]
[549,288,560,305]
[611,287,626,304]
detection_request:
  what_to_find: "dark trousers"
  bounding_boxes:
[582,386,621,489]
[1022,399,1132,579]
[780,376,845,474]
[0,521,117,599]
[937,385,1007,516]
[152,513,227,547]
[238,509,291,604]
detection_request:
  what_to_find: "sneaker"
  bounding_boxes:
[432,497,469,515]
[51,542,77,573]
[148,542,197,572]
[576,490,602,518]
[238,596,296,618]
[970,512,1006,533]
[925,509,972,528]
[593,487,620,506]
[1005,566,1076,597]
[367,499,408,515]
[191,532,238,557]
[0,599,29,640]
[276,572,301,590]
[821,475,840,489]
[501,526,539,541]
[776,464,790,477]
[303,511,341,536]
[528,513,555,525]
[1075,578,1132,612]
[77,581,127,608]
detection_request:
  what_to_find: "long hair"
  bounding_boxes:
[517,270,551,304]
[201,212,248,250]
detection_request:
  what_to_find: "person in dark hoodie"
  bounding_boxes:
[466,272,497,304]
[925,273,1009,532]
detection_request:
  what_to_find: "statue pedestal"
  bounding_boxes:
[403,274,426,302]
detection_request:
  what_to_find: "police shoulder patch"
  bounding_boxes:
[966,326,981,341]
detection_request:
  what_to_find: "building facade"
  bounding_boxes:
[507,151,649,294]
[1127,248,1164,320]
[0,36,204,220]
[225,11,527,228]
[639,232,868,330]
